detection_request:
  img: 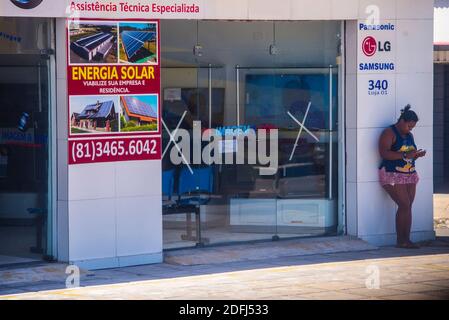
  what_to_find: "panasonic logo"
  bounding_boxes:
[359,63,395,71]
[359,23,395,31]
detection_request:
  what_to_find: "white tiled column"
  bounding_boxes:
[346,0,435,245]
[55,19,162,270]
[345,21,359,239]
[394,5,434,242]
[55,18,69,262]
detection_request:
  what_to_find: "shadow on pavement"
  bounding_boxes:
[1,236,449,296]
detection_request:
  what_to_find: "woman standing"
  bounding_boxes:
[378,105,426,249]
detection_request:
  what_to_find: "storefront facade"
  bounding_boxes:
[0,0,435,269]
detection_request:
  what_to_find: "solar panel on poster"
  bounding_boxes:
[77,33,104,46]
[121,31,155,59]
[124,96,157,118]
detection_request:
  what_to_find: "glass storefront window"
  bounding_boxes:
[161,20,341,249]
[0,18,54,264]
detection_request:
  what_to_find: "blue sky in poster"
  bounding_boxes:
[119,23,154,31]
[129,95,158,116]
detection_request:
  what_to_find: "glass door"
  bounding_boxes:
[161,66,200,249]
[161,65,226,249]
[229,66,339,241]
[0,17,54,265]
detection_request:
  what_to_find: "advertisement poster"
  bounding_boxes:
[67,19,161,164]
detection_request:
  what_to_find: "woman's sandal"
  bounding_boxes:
[396,242,420,249]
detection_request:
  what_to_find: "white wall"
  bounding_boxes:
[0,0,379,20]
[0,0,435,21]
[345,0,435,245]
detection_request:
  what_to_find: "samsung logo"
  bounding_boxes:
[359,62,395,71]
[10,0,43,9]
[359,23,395,31]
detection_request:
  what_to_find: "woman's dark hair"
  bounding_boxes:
[398,104,419,122]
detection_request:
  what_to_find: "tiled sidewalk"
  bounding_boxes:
[1,238,449,300]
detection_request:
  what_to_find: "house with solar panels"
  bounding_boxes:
[70,32,115,61]
[75,100,117,132]
[120,96,157,127]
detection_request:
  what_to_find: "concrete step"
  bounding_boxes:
[164,236,378,266]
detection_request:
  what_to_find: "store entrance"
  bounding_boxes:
[161,20,343,250]
[0,18,54,265]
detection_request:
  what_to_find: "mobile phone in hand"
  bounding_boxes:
[415,149,426,158]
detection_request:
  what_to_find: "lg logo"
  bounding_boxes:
[362,36,377,56]
[362,36,391,57]
[10,0,43,9]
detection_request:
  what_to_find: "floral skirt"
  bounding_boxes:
[378,167,420,186]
